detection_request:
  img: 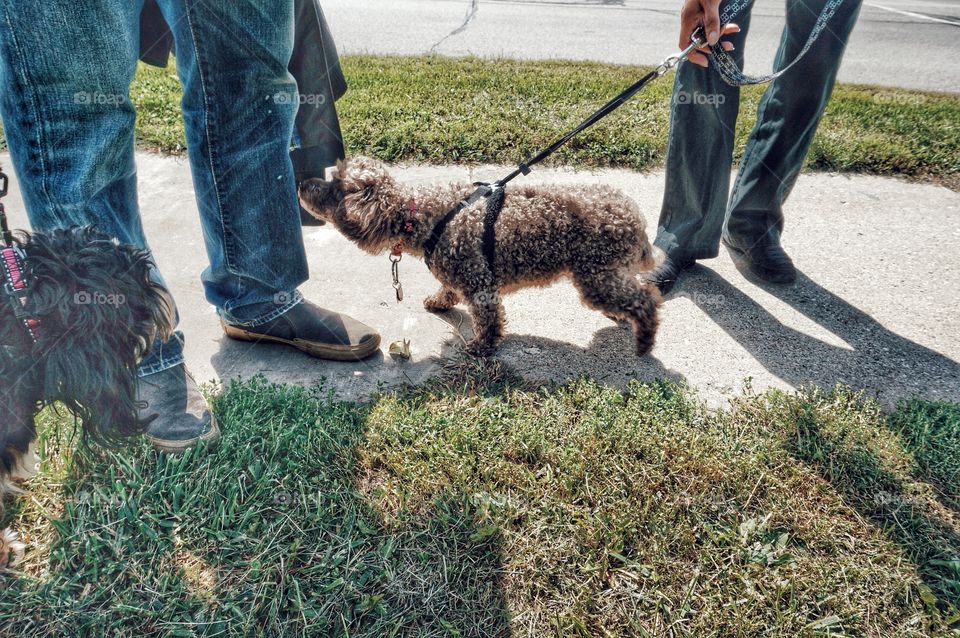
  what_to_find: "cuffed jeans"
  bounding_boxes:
[656,0,862,262]
[0,0,309,376]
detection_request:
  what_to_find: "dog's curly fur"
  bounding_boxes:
[0,227,173,564]
[300,157,661,356]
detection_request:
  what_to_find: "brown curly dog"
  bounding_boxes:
[299,157,661,356]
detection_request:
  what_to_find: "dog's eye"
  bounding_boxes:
[362,186,375,200]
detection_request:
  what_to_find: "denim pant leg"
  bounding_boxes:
[724,0,863,242]
[656,6,753,262]
[156,0,309,326]
[0,0,185,376]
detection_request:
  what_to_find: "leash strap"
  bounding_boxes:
[422,182,493,261]
[710,0,847,86]
[481,186,506,270]
[495,68,661,189]
[0,170,11,247]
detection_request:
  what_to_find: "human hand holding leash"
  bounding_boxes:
[680,0,740,67]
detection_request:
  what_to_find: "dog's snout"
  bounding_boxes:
[298,178,327,203]
[298,178,336,221]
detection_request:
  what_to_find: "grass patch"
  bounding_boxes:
[2,367,958,636]
[124,55,960,186]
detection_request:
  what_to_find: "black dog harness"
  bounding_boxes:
[0,167,40,343]
[387,187,505,302]
[420,183,507,271]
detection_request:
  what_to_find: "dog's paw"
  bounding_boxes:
[423,290,460,312]
[0,528,26,569]
[423,297,452,312]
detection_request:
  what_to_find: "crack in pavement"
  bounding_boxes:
[430,0,481,52]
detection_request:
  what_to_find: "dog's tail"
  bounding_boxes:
[633,284,662,357]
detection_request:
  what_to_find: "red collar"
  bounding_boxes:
[391,198,418,257]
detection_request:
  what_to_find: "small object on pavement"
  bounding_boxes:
[388,339,412,359]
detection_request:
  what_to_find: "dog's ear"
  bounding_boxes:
[24,227,174,444]
[338,156,394,196]
[327,157,406,253]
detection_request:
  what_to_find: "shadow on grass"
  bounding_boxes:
[888,399,960,513]
[681,265,960,617]
[758,388,960,621]
[5,370,960,635]
[0,379,511,637]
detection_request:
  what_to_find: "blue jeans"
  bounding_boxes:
[0,0,309,376]
[656,0,862,262]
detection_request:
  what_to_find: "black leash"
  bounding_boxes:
[0,168,11,246]
[406,0,850,290]
[421,41,696,271]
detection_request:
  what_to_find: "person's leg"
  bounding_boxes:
[0,0,215,452]
[655,6,753,264]
[156,0,309,326]
[723,0,863,245]
[156,0,380,361]
[0,0,185,375]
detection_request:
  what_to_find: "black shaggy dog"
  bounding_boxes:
[0,226,173,566]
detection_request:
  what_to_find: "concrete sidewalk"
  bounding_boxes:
[4,152,958,407]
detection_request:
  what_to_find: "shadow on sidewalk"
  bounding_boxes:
[677,265,960,407]
[432,307,686,390]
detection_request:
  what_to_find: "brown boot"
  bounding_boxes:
[222,300,381,361]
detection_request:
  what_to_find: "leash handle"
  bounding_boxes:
[708,0,847,86]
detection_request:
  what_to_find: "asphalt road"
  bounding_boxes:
[322,0,960,91]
